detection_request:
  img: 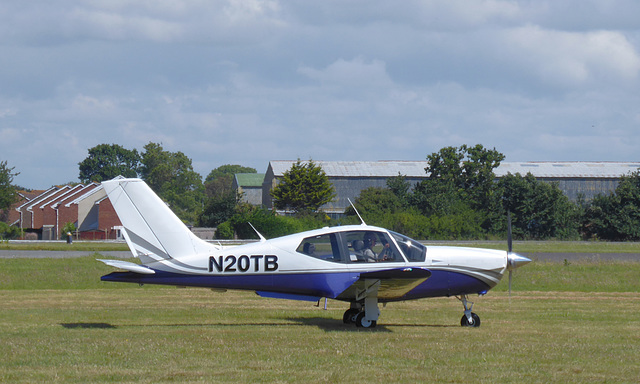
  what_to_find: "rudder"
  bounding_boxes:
[102,178,217,263]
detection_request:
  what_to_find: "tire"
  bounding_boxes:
[460,312,481,327]
[355,311,377,328]
[343,308,360,324]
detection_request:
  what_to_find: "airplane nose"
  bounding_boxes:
[507,253,531,271]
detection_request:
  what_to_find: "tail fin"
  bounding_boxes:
[102,178,218,264]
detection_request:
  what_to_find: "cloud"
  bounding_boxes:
[298,57,393,87]
[502,26,640,88]
[1,0,640,188]
[0,0,285,45]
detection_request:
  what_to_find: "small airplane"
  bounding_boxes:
[98,178,531,328]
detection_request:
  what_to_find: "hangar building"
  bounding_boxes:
[262,161,640,214]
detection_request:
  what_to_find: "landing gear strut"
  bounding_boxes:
[458,295,481,327]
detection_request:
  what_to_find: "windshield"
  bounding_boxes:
[389,231,427,262]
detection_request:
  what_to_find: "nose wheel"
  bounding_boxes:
[460,312,480,327]
[458,295,481,327]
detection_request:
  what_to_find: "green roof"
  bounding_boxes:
[235,173,265,187]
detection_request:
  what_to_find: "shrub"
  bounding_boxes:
[60,222,76,240]
[215,221,234,240]
[0,222,22,240]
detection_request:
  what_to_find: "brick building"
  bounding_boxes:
[9,181,122,240]
[2,190,44,229]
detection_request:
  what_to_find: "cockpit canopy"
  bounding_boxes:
[296,229,426,264]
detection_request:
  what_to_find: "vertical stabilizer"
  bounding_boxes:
[102,178,218,263]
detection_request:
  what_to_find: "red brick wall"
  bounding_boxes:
[58,204,79,235]
[42,185,85,227]
[2,195,28,224]
[34,188,71,229]
[18,188,59,228]
[98,198,122,233]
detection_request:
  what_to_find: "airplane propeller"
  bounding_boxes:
[506,211,532,296]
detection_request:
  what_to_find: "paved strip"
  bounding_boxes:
[0,250,133,259]
[523,252,640,262]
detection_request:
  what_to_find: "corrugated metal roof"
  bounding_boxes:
[495,162,640,178]
[269,160,640,179]
[269,161,429,178]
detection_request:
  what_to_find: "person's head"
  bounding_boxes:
[364,232,377,248]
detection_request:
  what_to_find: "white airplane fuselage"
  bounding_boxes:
[103,225,509,302]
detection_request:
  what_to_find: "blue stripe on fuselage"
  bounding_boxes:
[101,268,491,301]
[101,270,361,299]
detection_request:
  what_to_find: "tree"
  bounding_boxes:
[583,171,640,240]
[413,144,504,232]
[499,172,579,239]
[204,164,256,202]
[139,142,204,224]
[425,144,504,211]
[271,159,336,213]
[199,192,239,227]
[410,177,471,216]
[205,164,257,184]
[199,165,257,227]
[425,146,465,186]
[0,160,19,223]
[347,187,403,221]
[386,173,412,207]
[78,144,141,183]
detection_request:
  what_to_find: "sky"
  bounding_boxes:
[1,0,639,189]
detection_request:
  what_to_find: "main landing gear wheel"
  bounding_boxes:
[343,308,360,324]
[460,312,481,327]
[355,312,377,328]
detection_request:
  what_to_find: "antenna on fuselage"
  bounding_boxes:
[248,222,266,242]
[348,198,367,226]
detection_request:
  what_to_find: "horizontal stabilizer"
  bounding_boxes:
[256,291,321,302]
[98,259,155,275]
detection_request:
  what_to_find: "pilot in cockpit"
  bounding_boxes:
[363,232,390,262]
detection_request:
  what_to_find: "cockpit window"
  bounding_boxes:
[296,233,341,262]
[344,230,403,263]
[389,231,427,262]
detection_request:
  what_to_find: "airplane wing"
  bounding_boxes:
[337,267,431,301]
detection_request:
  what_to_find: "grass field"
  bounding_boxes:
[426,240,640,254]
[1,256,639,383]
[0,241,129,252]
